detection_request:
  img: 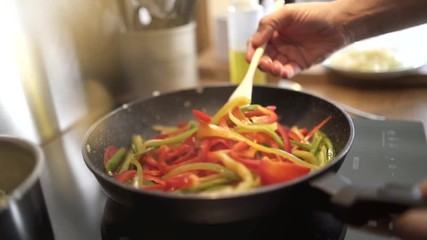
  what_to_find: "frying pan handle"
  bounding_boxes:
[310,173,427,226]
[328,181,427,225]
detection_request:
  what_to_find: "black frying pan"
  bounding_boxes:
[82,85,426,225]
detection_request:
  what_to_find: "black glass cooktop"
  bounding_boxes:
[100,117,427,240]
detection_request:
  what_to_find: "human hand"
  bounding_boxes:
[246,2,350,78]
[393,180,427,240]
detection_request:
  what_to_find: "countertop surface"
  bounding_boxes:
[39,48,427,239]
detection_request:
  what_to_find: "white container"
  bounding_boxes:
[119,21,199,98]
[227,0,266,84]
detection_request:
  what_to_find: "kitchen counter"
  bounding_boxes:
[39,48,427,239]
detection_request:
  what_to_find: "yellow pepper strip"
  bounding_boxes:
[228,110,284,148]
[152,125,180,135]
[216,151,258,191]
[131,134,145,153]
[131,159,144,188]
[211,96,251,125]
[292,149,318,165]
[197,124,318,170]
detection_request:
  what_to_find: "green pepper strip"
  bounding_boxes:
[240,104,259,112]
[162,162,239,180]
[119,151,135,173]
[211,96,251,124]
[317,131,336,162]
[316,145,327,167]
[180,177,232,193]
[292,149,318,165]
[105,147,127,172]
[309,132,324,155]
[290,140,311,151]
[228,111,284,148]
[197,124,318,170]
[143,121,198,148]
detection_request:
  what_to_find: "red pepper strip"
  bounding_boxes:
[160,140,211,173]
[164,173,198,191]
[163,144,192,163]
[232,107,251,124]
[258,158,311,185]
[145,175,165,185]
[143,169,162,177]
[208,137,235,151]
[288,129,302,142]
[144,153,158,168]
[104,145,119,164]
[277,124,292,153]
[192,109,212,124]
[228,151,261,170]
[247,106,278,124]
[171,145,197,164]
[115,170,137,183]
[304,116,332,142]
[157,145,171,173]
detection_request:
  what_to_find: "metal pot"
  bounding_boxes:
[0,135,54,240]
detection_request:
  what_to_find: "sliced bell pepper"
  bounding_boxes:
[104,145,119,164]
[105,147,127,173]
[197,124,317,170]
[246,105,278,124]
[228,110,284,148]
[144,121,198,148]
[192,109,212,124]
[115,170,137,183]
[304,116,332,141]
[211,96,250,124]
[258,158,311,185]
[162,162,239,180]
[215,151,257,192]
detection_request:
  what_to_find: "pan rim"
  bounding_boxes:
[81,84,355,201]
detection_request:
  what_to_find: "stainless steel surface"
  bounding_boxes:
[41,120,107,240]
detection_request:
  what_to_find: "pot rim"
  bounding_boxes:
[0,135,45,202]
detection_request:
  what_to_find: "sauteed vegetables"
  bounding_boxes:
[103,96,335,195]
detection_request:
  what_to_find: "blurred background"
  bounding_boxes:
[1,0,427,145]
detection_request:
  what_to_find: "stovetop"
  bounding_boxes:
[98,117,427,240]
[40,117,427,240]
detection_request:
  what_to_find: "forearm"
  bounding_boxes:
[332,0,427,43]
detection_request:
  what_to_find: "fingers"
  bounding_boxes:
[393,209,427,240]
[419,179,427,197]
[258,57,301,79]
